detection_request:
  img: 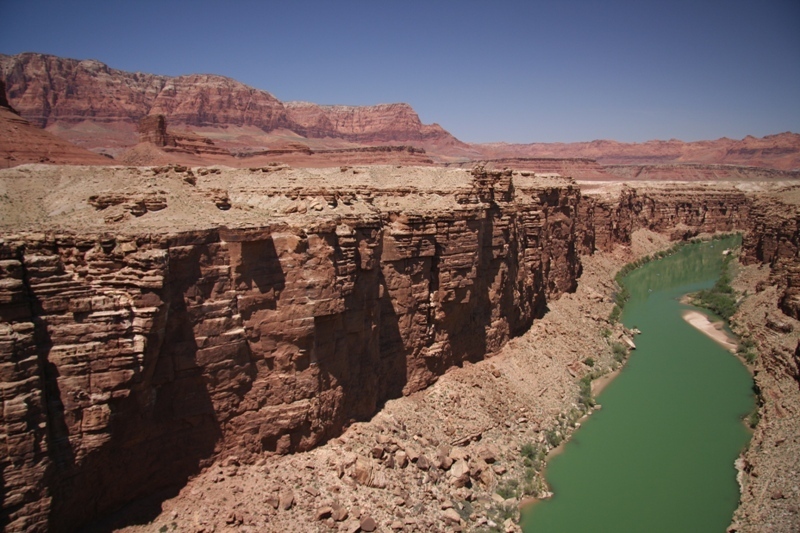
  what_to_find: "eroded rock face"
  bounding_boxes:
[0,53,460,148]
[0,76,111,167]
[0,53,167,129]
[138,115,172,147]
[0,167,780,531]
[0,79,12,111]
[137,114,230,156]
[284,101,456,144]
[742,195,800,320]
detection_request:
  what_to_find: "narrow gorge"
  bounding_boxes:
[1,165,798,532]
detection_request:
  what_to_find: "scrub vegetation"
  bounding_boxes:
[690,252,738,320]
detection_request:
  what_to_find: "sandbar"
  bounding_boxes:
[682,310,738,351]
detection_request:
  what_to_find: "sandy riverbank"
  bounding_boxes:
[682,309,739,351]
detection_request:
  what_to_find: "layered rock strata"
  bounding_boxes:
[137,115,231,157]
[741,192,800,320]
[283,101,458,145]
[730,195,800,531]
[0,165,790,531]
[0,79,111,167]
[445,158,612,180]
[4,53,798,169]
[0,53,461,149]
[476,133,800,171]
[604,164,800,182]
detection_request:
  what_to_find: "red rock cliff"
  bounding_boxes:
[284,101,457,144]
[0,166,785,531]
[742,194,800,320]
[0,53,461,148]
[0,168,583,531]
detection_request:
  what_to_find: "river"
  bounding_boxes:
[522,236,754,532]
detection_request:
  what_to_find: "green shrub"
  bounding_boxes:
[611,341,627,362]
[578,375,594,408]
[690,252,739,319]
[583,357,595,367]
[614,286,631,307]
[521,442,536,460]
[545,429,562,448]
[739,338,756,350]
[747,409,760,429]
[497,479,519,499]
[524,466,536,483]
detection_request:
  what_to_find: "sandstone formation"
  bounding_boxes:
[0,79,111,167]
[0,79,12,110]
[730,205,800,531]
[1,163,797,531]
[238,145,434,166]
[3,53,798,170]
[284,101,463,146]
[122,117,435,168]
[742,191,800,320]
[0,53,462,157]
[137,114,231,157]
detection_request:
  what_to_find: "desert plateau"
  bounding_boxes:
[1,49,799,533]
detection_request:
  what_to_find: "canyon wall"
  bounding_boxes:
[0,167,783,531]
[0,53,460,148]
[741,194,800,320]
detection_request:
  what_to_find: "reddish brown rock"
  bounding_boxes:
[474,133,800,171]
[603,163,800,182]
[3,53,798,170]
[0,53,462,160]
[742,194,800,321]
[284,101,461,145]
[0,78,111,167]
[359,516,378,532]
[138,114,230,157]
[0,165,795,532]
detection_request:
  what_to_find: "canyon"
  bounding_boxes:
[0,51,799,532]
[0,162,798,532]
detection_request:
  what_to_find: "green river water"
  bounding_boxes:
[522,237,754,532]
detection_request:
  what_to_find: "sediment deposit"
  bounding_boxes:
[1,165,798,532]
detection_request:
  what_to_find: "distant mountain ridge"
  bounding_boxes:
[0,52,798,170]
[475,133,800,170]
[0,52,459,148]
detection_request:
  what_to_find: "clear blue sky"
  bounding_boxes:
[2,0,798,143]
